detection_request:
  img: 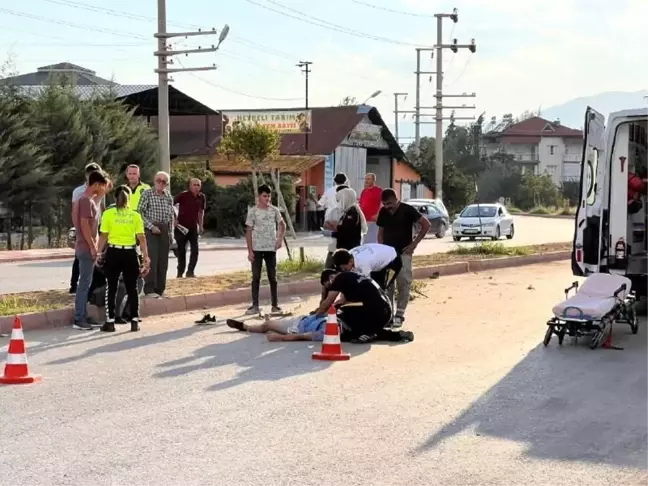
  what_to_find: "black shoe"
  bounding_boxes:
[130,320,140,332]
[100,322,116,333]
[86,316,101,327]
[195,314,216,324]
[72,321,92,331]
[399,330,414,342]
[351,334,376,344]
[115,316,128,325]
[176,273,183,279]
[69,287,77,295]
[226,319,245,331]
[185,272,196,278]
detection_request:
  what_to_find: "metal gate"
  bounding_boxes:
[334,146,367,194]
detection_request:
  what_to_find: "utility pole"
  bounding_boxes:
[296,61,312,153]
[154,0,229,174]
[433,7,476,199]
[393,92,407,145]
[414,48,435,159]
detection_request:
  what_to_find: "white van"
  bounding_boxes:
[572,106,648,297]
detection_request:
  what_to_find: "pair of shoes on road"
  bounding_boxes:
[100,320,140,333]
[245,305,282,315]
[195,314,217,324]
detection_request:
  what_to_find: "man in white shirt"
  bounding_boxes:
[331,243,402,291]
[318,172,349,268]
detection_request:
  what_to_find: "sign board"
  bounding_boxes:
[222,110,312,134]
[324,154,334,190]
[344,122,388,149]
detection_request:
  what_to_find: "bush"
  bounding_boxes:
[448,242,531,256]
[171,166,296,237]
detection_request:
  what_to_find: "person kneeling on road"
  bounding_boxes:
[331,244,402,291]
[316,269,414,344]
[97,185,150,333]
[226,313,327,342]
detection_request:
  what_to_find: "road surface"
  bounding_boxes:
[0,216,574,294]
[1,261,645,485]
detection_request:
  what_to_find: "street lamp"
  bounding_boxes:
[362,90,382,104]
[217,24,230,47]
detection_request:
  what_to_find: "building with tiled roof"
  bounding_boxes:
[483,115,584,184]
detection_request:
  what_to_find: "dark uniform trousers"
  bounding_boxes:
[145,223,170,295]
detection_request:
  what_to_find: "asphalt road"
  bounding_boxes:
[0,216,574,294]
[1,262,645,485]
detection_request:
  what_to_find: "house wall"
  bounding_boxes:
[392,160,433,200]
[366,155,392,189]
[213,174,244,186]
[538,136,565,184]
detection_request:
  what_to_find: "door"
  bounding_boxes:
[572,107,606,276]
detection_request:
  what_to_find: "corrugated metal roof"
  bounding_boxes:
[16,84,157,100]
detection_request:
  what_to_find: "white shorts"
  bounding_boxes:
[275,315,305,334]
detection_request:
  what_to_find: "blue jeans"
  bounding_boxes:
[74,250,95,322]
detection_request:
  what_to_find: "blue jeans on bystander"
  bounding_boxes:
[74,250,95,323]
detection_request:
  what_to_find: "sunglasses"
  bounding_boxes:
[156,179,168,185]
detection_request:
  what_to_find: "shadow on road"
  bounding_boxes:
[415,324,648,469]
[18,260,73,269]
[154,331,370,392]
[45,325,211,365]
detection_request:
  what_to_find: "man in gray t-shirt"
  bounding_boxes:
[244,184,286,315]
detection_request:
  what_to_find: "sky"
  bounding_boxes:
[1,0,646,145]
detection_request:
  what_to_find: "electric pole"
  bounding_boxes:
[414,48,435,159]
[433,8,476,199]
[393,92,407,145]
[296,61,312,153]
[155,0,229,174]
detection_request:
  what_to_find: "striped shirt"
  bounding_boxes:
[137,188,174,232]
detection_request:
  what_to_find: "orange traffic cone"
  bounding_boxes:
[0,316,41,385]
[312,305,350,361]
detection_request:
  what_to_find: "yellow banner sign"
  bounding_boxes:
[222,110,312,134]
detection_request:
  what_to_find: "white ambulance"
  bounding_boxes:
[572,106,648,297]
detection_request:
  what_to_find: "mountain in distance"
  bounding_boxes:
[541,90,648,129]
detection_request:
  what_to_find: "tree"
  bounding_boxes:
[217,121,298,246]
[339,96,357,106]
[515,108,540,123]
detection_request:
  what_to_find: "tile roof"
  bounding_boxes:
[488,116,583,138]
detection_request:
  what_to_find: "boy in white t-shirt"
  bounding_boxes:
[331,244,402,290]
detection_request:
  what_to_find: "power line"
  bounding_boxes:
[445,57,473,88]
[350,0,436,18]
[0,8,149,40]
[244,0,429,47]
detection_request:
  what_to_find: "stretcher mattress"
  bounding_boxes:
[552,273,632,320]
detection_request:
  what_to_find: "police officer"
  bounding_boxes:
[125,164,151,211]
[97,185,150,333]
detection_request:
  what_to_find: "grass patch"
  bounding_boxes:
[509,205,577,216]
[0,242,572,317]
[528,205,553,215]
[448,242,532,257]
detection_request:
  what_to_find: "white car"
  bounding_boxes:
[452,203,515,241]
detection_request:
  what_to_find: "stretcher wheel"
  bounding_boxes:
[543,326,553,346]
[628,308,639,335]
[590,331,604,350]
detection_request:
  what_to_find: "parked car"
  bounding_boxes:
[452,203,515,241]
[407,199,450,238]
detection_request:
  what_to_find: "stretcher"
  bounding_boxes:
[545,273,639,349]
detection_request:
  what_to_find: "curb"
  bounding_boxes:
[0,251,571,333]
[513,214,574,220]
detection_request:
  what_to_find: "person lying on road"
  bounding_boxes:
[331,244,402,290]
[226,313,327,342]
[315,270,414,344]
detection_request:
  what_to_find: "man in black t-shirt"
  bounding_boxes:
[314,270,414,344]
[376,188,430,328]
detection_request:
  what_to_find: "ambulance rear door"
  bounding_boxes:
[572,107,606,276]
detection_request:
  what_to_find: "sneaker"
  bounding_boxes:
[130,320,140,332]
[69,287,77,295]
[271,306,282,313]
[185,273,196,278]
[144,293,159,299]
[392,316,404,329]
[73,321,92,331]
[100,322,116,333]
[245,306,260,315]
[86,316,101,328]
[115,317,128,325]
[226,319,245,331]
[399,330,414,342]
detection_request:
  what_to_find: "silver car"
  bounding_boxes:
[452,203,515,241]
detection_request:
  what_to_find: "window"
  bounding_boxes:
[549,145,555,155]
